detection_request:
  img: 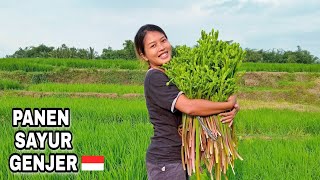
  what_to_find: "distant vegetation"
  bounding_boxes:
[5,41,319,64]
[245,46,319,64]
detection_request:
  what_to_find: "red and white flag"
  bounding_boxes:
[81,156,104,171]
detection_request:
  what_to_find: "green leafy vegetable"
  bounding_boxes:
[163,28,246,180]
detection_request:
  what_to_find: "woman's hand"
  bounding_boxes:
[219,102,240,127]
[227,95,237,109]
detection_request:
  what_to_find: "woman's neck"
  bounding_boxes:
[150,65,165,73]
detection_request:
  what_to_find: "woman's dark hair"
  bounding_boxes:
[134,24,168,57]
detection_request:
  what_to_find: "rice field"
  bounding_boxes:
[0,96,320,179]
[1,58,320,72]
[0,58,145,71]
[0,79,23,90]
[27,83,144,95]
[240,62,320,72]
[0,58,320,179]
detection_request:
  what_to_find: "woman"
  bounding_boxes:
[134,24,239,180]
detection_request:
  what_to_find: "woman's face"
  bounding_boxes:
[142,31,172,68]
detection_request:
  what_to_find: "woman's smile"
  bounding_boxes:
[158,51,169,59]
[142,31,172,68]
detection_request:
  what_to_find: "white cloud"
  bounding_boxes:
[240,0,280,6]
[0,0,319,58]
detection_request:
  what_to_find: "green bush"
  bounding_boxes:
[31,73,48,84]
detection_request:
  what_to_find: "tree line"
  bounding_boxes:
[245,46,319,64]
[6,40,136,60]
[6,40,319,64]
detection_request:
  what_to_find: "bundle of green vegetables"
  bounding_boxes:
[163,29,245,180]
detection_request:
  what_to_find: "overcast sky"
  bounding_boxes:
[1,0,319,58]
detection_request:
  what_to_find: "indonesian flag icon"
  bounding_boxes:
[81,156,104,171]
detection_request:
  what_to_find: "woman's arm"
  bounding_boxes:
[175,94,237,116]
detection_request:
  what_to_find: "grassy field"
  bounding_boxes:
[0,58,320,179]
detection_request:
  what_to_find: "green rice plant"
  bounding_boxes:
[0,95,150,179]
[1,95,319,135]
[1,58,319,73]
[27,83,144,95]
[235,109,320,136]
[1,94,320,179]
[0,58,146,71]
[0,119,152,180]
[0,96,148,124]
[0,60,54,72]
[164,29,246,179]
[240,62,320,72]
[192,136,320,179]
[0,79,23,90]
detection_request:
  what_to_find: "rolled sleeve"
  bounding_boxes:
[171,91,184,113]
